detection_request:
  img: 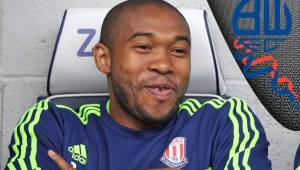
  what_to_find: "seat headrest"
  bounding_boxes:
[47,8,227,96]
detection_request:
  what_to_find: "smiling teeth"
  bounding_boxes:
[150,87,165,92]
[146,86,173,98]
[155,87,161,91]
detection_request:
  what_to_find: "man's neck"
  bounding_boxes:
[108,98,166,130]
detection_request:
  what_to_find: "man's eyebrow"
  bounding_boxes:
[127,32,191,45]
[175,35,191,46]
[127,32,154,41]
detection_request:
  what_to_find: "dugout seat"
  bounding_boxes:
[46,8,227,108]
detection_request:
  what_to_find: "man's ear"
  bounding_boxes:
[93,43,111,74]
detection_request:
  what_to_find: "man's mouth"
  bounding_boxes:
[144,83,175,100]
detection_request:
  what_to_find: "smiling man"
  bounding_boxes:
[96,0,191,131]
[5,0,271,170]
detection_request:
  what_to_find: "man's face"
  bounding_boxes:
[107,6,191,125]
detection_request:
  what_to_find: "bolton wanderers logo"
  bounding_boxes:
[160,137,188,168]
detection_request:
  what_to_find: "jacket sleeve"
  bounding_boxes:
[5,99,64,170]
[212,97,272,170]
[295,145,300,170]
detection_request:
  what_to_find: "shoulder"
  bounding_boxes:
[178,96,264,131]
[20,98,102,128]
[178,96,251,117]
[55,102,101,125]
[17,99,56,127]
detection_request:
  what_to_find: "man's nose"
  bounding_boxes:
[147,51,174,75]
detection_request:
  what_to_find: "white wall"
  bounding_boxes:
[0,0,299,169]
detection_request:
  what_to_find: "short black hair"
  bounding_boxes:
[99,0,189,50]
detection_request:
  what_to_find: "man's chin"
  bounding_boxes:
[137,109,177,127]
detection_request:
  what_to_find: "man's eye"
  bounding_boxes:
[171,48,188,57]
[174,49,186,53]
[134,44,151,52]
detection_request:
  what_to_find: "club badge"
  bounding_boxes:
[161,137,188,168]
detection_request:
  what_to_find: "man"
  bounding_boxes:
[5,0,271,169]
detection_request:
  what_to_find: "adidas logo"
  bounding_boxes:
[68,144,87,165]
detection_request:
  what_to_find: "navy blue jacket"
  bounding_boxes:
[5,96,271,170]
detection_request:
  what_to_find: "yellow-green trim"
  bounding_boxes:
[7,100,49,170]
[106,99,110,114]
[224,98,260,170]
[241,98,260,168]
[178,97,226,116]
[225,99,240,170]
[57,103,101,125]
[178,97,260,169]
